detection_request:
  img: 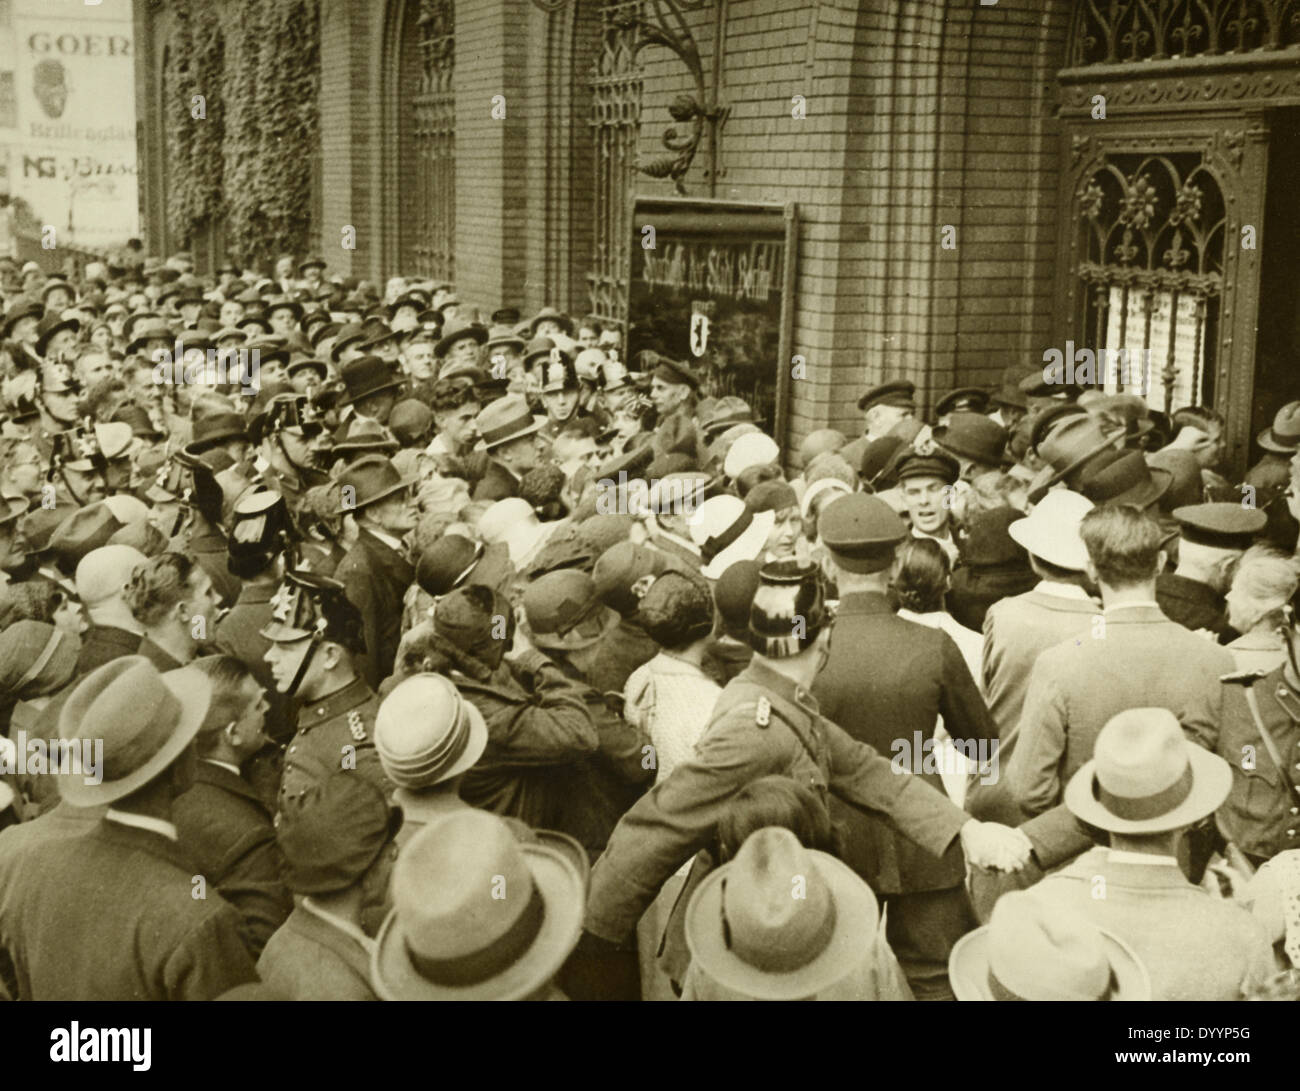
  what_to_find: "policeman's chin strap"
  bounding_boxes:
[286,619,328,697]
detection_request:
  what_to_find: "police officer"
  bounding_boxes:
[1157,502,1266,640]
[1209,582,1300,867]
[572,559,1031,1000]
[260,570,390,815]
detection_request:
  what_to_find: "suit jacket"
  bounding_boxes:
[472,459,521,502]
[1157,572,1231,640]
[586,658,970,944]
[0,818,257,1000]
[335,527,415,689]
[256,902,377,1001]
[1005,605,1235,816]
[1033,846,1277,1000]
[173,761,293,958]
[812,591,997,893]
[74,623,142,675]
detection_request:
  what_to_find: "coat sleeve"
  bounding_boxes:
[585,712,787,944]
[822,717,968,860]
[472,654,600,765]
[936,630,999,746]
[164,906,260,1001]
[1004,658,1069,815]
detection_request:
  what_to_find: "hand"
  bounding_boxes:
[959,819,1033,872]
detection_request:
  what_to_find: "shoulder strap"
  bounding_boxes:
[1242,683,1300,804]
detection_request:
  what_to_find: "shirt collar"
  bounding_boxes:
[364,525,407,554]
[1107,848,1179,867]
[105,809,179,842]
[301,897,375,950]
[1103,600,1162,613]
[1035,580,1093,602]
[203,758,242,778]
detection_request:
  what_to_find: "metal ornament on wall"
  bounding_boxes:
[1069,0,1300,65]
[537,0,730,196]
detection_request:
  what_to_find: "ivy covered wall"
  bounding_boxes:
[160,0,319,268]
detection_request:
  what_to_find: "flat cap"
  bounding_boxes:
[894,451,960,485]
[934,387,990,418]
[857,379,916,413]
[817,493,908,574]
[1172,503,1266,551]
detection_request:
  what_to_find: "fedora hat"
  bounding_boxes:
[339,355,404,405]
[1027,412,1128,502]
[949,890,1150,1001]
[485,324,525,353]
[1258,401,1300,455]
[527,306,574,338]
[185,409,248,454]
[371,810,586,1000]
[1008,489,1094,570]
[57,657,212,806]
[474,394,542,450]
[1078,449,1172,510]
[435,317,487,359]
[335,453,415,512]
[35,312,79,355]
[1064,707,1232,835]
[1,298,43,338]
[331,416,401,459]
[375,673,489,789]
[931,411,1008,469]
[125,320,174,355]
[685,826,880,1000]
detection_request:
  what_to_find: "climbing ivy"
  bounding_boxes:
[163,0,318,268]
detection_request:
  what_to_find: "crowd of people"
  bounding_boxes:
[0,248,1298,1001]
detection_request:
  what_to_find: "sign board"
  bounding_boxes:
[628,198,797,443]
[6,0,138,251]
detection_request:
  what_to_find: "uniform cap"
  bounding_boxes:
[857,379,915,413]
[1172,502,1266,551]
[816,493,908,574]
[894,451,960,486]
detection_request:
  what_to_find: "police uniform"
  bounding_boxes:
[1212,664,1300,865]
[1158,503,1266,641]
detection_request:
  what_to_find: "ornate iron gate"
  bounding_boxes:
[409,0,455,282]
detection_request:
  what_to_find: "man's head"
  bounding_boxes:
[121,552,219,654]
[219,298,245,329]
[430,377,480,452]
[191,655,269,766]
[896,453,960,536]
[74,348,114,390]
[402,336,437,381]
[1079,504,1165,593]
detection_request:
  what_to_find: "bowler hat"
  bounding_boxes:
[1064,707,1231,835]
[949,890,1150,1001]
[264,295,303,322]
[371,810,587,1000]
[685,826,880,1000]
[747,559,826,658]
[415,535,487,597]
[56,657,211,806]
[375,673,489,789]
[336,453,415,511]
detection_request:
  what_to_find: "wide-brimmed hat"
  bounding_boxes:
[336,453,415,512]
[685,826,880,1000]
[264,295,303,322]
[375,673,489,789]
[690,495,776,581]
[331,416,401,459]
[185,408,248,454]
[35,312,79,355]
[1,298,43,338]
[339,355,404,405]
[949,889,1150,1001]
[475,394,542,450]
[1008,489,1094,570]
[125,320,174,355]
[57,657,212,806]
[1258,401,1300,455]
[527,306,574,338]
[931,411,1008,469]
[435,318,487,359]
[371,809,587,1000]
[1078,449,1172,510]
[1026,412,1129,502]
[1064,707,1232,835]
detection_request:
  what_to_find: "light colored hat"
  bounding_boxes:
[75,544,148,606]
[800,476,853,521]
[102,493,150,525]
[723,432,781,480]
[685,826,880,1000]
[689,495,775,581]
[949,889,1150,1001]
[478,497,553,567]
[375,673,488,789]
[57,657,211,806]
[370,810,587,1000]
[1064,707,1232,835]
[1008,489,1094,571]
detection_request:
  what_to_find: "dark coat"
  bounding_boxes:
[0,818,257,1000]
[335,527,415,689]
[471,459,521,502]
[173,761,293,958]
[74,624,142,676]
[1156,572,1232,640]
[812,591,997,893]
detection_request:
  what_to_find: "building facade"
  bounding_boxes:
[135,0,1300,470]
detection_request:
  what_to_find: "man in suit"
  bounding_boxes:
[72,544,147,675]
[472,394,543,502]
[573,560,1031,1001]
[334,454,416,689]
[968,490,1099,825]
[812,494,998,999]
[1030,707,1276,1000]
[173,656,291,959]
[257,773,399,1001]
[0,657,258,1000]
